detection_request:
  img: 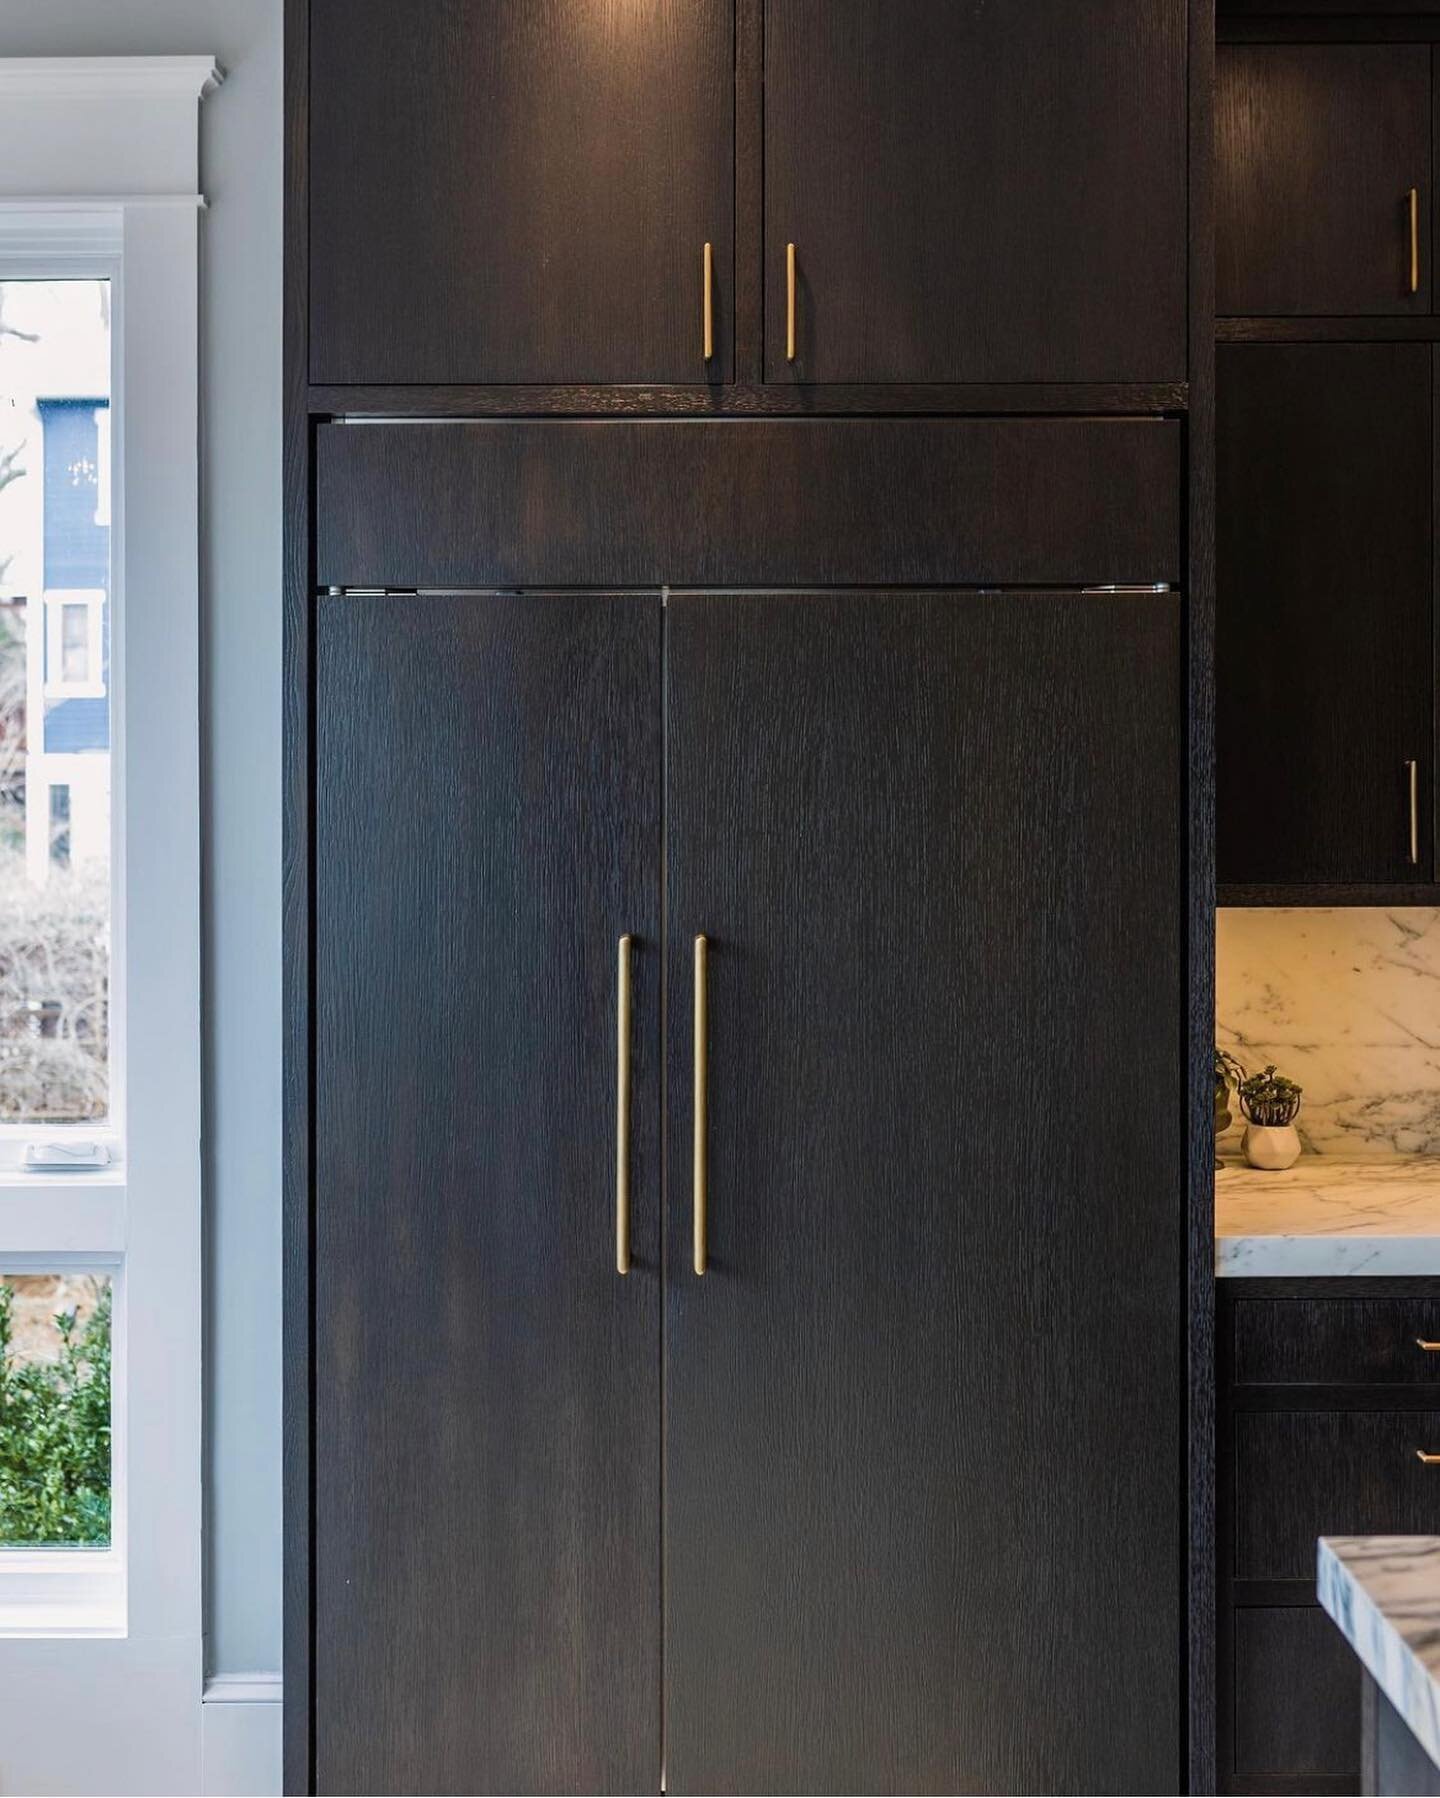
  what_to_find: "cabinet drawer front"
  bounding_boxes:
[1232,1607,1359,1782]
[315,419,1181,591]
[1235,1412,1440,1580]
[1235,1298,1440,1386]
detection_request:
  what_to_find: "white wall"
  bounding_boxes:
[0,0,283,1702]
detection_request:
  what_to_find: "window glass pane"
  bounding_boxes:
[0,1273,111,1547]
[60,604,88,683]
[0,280,111,1122]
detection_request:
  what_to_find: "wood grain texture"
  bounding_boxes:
[1234,1411,1440,1581]
[1217,45,1432,316]
[1234,1298,1440,1385]
[313,594,662,1795]
[282,0,313,1785]
[1216,343,1434,885]
[1220,882,1440,906]
[1232,1609,1360,1782]
[308,0,734,385]
[733,0,763,383]
[763,0,1187,383]
[1218,1282,1440,1793]
[663,590,1185,1795]
[306,381,1191,418]
[1218,318,1440,341]
[315,418,1182,590]
[1188,1,1219,1785]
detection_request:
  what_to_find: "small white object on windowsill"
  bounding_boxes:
[22,1141,112,1173]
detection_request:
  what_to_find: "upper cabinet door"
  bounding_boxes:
[763,0,1187,384]
[1217,344,1434,887]
[309,0,734,385]
[1218,46,1432,317]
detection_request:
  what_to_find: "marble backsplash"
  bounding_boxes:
[1217,908,1440,1157]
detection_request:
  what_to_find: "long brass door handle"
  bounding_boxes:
[786,242,797,363]
[616,935,633,1275]
[1408,760,1421,866]
[1418,1451,1440,1464]
[1418,1339,1440,1352]
[702,241,714,362]
[693,934,708,1276]
[1410,187,1421,294]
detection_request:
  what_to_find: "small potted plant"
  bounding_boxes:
[1214,1047,1246,1167]
[1237,1064,1303,1170]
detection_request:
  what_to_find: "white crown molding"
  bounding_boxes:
[203,1673,283,1706]
[0,57,224,101]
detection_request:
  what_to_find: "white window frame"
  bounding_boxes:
[0,56,220,1798]
[43,585,106,697]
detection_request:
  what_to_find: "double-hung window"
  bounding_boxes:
[0,56,218,1796]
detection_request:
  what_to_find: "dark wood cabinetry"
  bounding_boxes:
[1216,343,1433,888]
[309,0,735,385]
[1217,45,1431,317]
[764,0,1187,383]
[306,0,1189,391]
[313,592,662,1794]
[663,589,1182,1796]
[1219,1281,1440,1797]
[288,0,1211,1790]
[1215,24,1440,902]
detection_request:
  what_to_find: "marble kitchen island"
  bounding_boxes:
[1320,1538,1440,1795]
[1217,1157,1440,1276]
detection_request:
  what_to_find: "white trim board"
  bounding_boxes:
[0,56,222,199]
[201,1680,281,1798]
[0,58,222,100]
[204,1673,282,1706]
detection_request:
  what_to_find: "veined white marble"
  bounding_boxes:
[1215,1156,1440,1275]
[1318,1537,1440,1771]
[1217,908,1440,1157]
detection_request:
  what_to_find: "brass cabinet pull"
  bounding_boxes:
[702,241,714,362]
[786,242,797,362]
[1418,1451,1440,1464]
[616,935,633,1276]
[1418,1339,1440,1352]
[1410,188,1421,294]
[693,934,708,1276]
[1408,760,1421,866]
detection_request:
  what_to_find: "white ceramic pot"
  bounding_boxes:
[1243,1123,1301,1171]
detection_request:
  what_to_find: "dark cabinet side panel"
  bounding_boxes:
[314,594,662,1795]
[316,419,1182,591]
[664,591,1184,1795]
[1217,344,1433,886]
[1218,46,1431,317]
[765,0,1187,382]
[309,0,734,384]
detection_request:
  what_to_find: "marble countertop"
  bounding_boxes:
[1319,1537,1440,1767]
[1216,1156,1440,1276]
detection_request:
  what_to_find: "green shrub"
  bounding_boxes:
[0,1282,110,1545]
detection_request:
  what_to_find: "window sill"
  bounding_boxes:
[0,1550,125,1638]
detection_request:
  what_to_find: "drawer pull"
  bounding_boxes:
[1418,1339,1440,1352]
[702,241,714,363]
[1410,187,1422,295]
[786,242,797,362]
[1408,760,1421,866]
[1418,1451,1440,1465]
